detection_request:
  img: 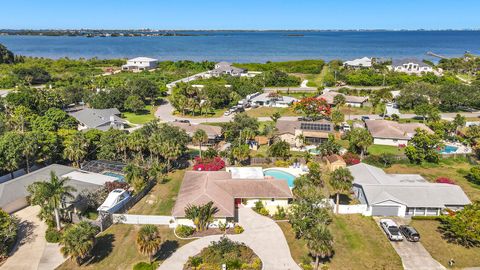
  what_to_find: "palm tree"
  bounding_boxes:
[123,163,146,192]
[22,133,38,173]
[136,225,162,263]
[306,224,334,270]
[329,167,354,214]
[116,133,129,162]
[28,172,76,231]
[128,131,147,162]
[231,144,250,165]
[192,129,208,158]
[60,221,98,265]
[63,132,89,168]
[184,201,219,232]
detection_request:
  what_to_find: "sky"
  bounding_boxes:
[1,0,479,30]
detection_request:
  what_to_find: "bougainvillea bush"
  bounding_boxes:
[435,177,455,185]
[193,156,225,171]
[343,152,360,165]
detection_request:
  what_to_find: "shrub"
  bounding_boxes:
[45,227,62,243]
[254,201,264,212]
[411,215,442,221]
[175,225,195,238]
[343,152,360,165]
[273,159,290,167]
[234,225,244,234]
[0,209,18,258]
[274,206,287,220]
[435,177,455,185]
[193,156,225,171]
[133,262,158,270]
[467,166,480,184]
[104,181,129,192]
[259,208,270,216]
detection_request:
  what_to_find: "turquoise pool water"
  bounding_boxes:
[264,169,296,188]
[103,172,125,182]
[440,145,458,154]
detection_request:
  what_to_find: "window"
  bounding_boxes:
[271,198,275,202]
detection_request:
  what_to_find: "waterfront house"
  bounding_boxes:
[349,163,470,217]
[365,119,433,146]
[122,57,158,71]
[343,57,372,69]
[69,108,126,131]
[276,120,335,148]
[209,62,247,77]
[172,170,293,227]
[319,91,368,107]
[390,59,436,75]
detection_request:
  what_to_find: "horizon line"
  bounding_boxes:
[1,28,480,32]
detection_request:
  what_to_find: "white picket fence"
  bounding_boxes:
[329,199,369,215]
[112,214,175,227]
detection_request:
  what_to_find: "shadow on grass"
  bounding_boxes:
[155,240,180,261]
[85,234,115,265]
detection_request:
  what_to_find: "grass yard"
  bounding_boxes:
[57,224,191,270]
[128,169,186,215]
[245,106,300,118]
[340,105,374,116]
[384,158,480,201]
[367,144,405,155]
[410,220,480,269]
[123,105,157,124]
[278,215,402,270]
[172,108,226,118]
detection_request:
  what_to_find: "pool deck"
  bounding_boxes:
[263,167,308,177]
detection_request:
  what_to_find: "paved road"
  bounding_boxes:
[155,100,480,124]
[374,217,445,270]
[158,207,300,270]
[2,206,66,270]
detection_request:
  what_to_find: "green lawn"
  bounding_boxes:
[278,215,402,270]
[304,65,329,87]
[172,108,226,118]
[128,169,186,215]
[410,220,480,269]
[385,158,480,201]
[123,105,156,124]
[57,224,191,270]
[367,144,405,155]
[245,107,300,118]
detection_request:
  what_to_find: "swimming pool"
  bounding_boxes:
[263,169,296,188]
[103,172,126,182]
[440,145,458,154]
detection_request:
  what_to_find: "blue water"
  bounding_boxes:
[103,172,125,182]
[264,169,296,188]
[0,31,479,62]
[440,145,458,154]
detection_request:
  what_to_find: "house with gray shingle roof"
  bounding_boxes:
[69,108,126,131]
[349,163,470,217]
[365,119,433,146]
[209,62,247,77]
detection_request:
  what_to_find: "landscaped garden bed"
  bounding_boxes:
[184,236,262,270]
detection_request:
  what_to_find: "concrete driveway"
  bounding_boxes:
[374,217,445,270]
[158,206,300,270]
[2,206,66,270]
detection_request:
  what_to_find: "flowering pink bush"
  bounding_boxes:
[435,177,455,185]
[193,156,225,171]
[343,152,360,165]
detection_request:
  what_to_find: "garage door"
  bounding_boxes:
[372,206,399,216]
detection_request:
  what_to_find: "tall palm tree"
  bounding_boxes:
[116,133,129,162]
[123,163,146,192]
[184,201,219,232]
[136,225,162,263]
[329,167,354,214]
[306,224,334,270]
[28,172,76,231]
[60,221,98,265]
[63,132,89,168]
[192,129,208,158]
[128,131,147,162]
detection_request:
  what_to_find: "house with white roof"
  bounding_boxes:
[319,91,368,107]
[349,163,470,217]
[365,119,433,146]
[343,57,372,69]
[122,57,158,71]
[390,59,438,75]
[250,93,298,108]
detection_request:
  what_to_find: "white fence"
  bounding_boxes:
[329,199,369,214]
[113,214,174,227]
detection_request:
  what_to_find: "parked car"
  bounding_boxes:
[361,116,370,121]
[175,119,190,124]
[380,219,403,241]
[399,225,420,242]
[223,110,232,116]
[341,122,351,131]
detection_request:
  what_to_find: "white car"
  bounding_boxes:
[380,219,404,241]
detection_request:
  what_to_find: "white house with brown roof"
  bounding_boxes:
[319,91,368,107]
[172,170,293,227]
[276,120,335,148]
[170,121,222,145]
[365,120,433,146]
